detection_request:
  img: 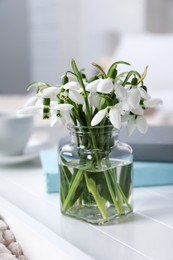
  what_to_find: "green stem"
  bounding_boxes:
[116,184,133,211]
[109,169,132,212]
[62,169,83,212]
[71,59,92,123]
[104,171,123,214]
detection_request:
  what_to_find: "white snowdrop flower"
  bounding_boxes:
[85,79,102,93]
[63,81,81,91]
[115,84,144,112]
[50,110,71,127]
[91,105,122,129]
[50,104,73,127]
[97,78,114,93]
[37,86,59,99]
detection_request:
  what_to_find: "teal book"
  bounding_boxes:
[40,149,59,193]
[134,161,173,187]
[40,150,173,193]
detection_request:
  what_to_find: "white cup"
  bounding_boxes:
[0,112,33,157]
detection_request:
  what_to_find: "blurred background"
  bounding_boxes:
[0,0,173,124]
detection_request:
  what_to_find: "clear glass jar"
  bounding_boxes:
[58,125,133,225]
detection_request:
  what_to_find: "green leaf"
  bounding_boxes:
[91,62,107,79]
[71,58,80,76]
[119,163,132,199]
[62,169,84,212]
[104,170,124,214]
[59,165,71,203]
[138,65,149,84]
[27,81,50,91]
[122,70,141,86]
[107,60,131,78]
[84,174,108,220]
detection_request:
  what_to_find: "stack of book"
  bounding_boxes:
[120,125,173,187]
[40,126,173,193]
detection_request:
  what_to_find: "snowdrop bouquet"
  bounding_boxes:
[22,59,162,135]
[21,59,162,224]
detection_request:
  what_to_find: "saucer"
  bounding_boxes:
[0,149,39,165]
[0,138,51,165]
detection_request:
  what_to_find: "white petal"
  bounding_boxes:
[122,113,133,122]
[97,78,114,93]
[91,108,108,126]
[138,86,150,99]
[124,85,130,91]
[109,107,121,129]
[52,103,73,111]
[89,93,100,108]
[69,90,84,104]
[122,101,130,111]
[34,96,42,106]
[136,116,148,134]
[63,81,80,90]
[24,96,37,106]
[37,87,59,99]
[86,79,102,93]
[127,117,136,136]
[114,84,127,100]
[143,98,163,108]
[130,105,144,116]
[128,88,140,109]
[50,113,58,127]
[18,106,38,115]
[61,110,71,121]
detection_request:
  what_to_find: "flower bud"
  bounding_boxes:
[131,77,138,86]
[88,75,99,83]
[107,68,117,79]
[62,75,69,85]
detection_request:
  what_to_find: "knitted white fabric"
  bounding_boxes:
[0,218,28,260]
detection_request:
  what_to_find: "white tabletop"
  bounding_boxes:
[0,156,173,260]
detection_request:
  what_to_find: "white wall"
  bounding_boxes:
[0,0,30,94]
[28,0,82,85]
[2,0,173,94]
[28,0,60,85]
[80,0,146,73]
[0,0,147,93]
[28,0,146,84]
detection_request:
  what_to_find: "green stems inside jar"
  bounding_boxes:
[59,125,133,224]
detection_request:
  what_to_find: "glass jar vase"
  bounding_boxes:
[58,125,133,225]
